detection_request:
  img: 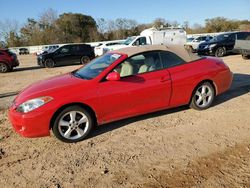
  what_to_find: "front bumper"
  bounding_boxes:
[197,48,214,56]
[8,106,53,138]
[37,56,44,66]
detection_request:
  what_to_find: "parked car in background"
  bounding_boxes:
[19,48,29,55]
[94,42,122,56]
[9,45,232,142]
[36,45,60,56]
[197,31,250,57]
[103,27,187,53]
[0,49,19,73]
[37,44,95,68]
[186,35,213,52]
[234,36,250,60]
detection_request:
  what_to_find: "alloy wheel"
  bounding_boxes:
[58,110,89,140]
[194,85,213,108]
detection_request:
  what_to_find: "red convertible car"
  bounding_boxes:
[9,45,233,142]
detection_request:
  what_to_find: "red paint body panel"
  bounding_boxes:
[8,53,233,138]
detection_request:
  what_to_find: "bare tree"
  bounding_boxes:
[0,19,19,42]
[39,8,58,27]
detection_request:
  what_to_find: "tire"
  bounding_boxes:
[190,82,215,110]
[52,105,93,143]
[0,62,10,73]
[215,47,226,57]
[44,58,55,68]
[81,56,90,64]
[242,54,250,60]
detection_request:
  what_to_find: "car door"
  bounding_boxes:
[97,51,171,123]
[160,51,202,106]
[54,45,73,65]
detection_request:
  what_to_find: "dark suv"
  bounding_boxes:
[197,31,250,57]
[19,48,29,55]
[0,49,19,73]
[37,44,95,68]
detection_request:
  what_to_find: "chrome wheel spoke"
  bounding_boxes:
[195,90,202,98]
[78,116,87,124]
[201,86,206,94]
[76,128,85,137]
[197,97,203,105]
[64,128,72,138]
[59,120,70,127]
[70,111,77,122]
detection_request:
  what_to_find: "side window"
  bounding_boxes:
[133,37,147,46]
[60,46,71,53]
[160,51,186,68]
[229,34,236,41]
[237,33,245,40]
[113,51,162,78]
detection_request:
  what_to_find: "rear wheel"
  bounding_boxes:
[81,56,90,64]
[242,54,250,60]
[0,62,10,73]
[52,105,94,143]
[44,58,55,68]
[215,47,226,57]
[190,82,215,110]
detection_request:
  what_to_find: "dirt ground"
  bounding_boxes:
[0,54,250,188]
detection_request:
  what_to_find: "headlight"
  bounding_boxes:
[16,96,53,113]
[209,44,216,48]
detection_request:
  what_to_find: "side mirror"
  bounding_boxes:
[106,72,120,81]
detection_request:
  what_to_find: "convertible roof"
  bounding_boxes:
[111,45,201,62]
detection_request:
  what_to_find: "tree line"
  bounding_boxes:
[0,8,249,47]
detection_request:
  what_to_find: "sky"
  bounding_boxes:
[1,0,250,27]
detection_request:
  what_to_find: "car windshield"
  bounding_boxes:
[210,34,230,42]
[123,36,136,45]
[73,53,122,80]
[187,37,194,42]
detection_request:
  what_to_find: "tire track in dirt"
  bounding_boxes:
[141,143,250,188]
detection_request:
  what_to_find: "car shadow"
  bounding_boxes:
[87,73,250,140]
[13,66,43,72]
[213,73,250,106]
[13,64,81,72]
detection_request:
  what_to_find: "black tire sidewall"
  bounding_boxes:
[0,62,10,73]
[190,82,215,110]
[44,59,55,68]
[52,105,93,143]
[215,47,226,57]
[81,56,90,64]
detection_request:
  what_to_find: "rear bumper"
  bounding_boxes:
[11,59,19,67]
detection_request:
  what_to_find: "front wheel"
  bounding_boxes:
[44,58,55,68]
[81,56,90,64]
[215,47,226,57]
[190,82,215,110]
[52,106,93,143]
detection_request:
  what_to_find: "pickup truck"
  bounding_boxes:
[102,27,187,55]
[234,39,250,59]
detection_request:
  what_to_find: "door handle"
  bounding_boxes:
[160,76,171,82]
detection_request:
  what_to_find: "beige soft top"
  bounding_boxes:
[111,45,200,62]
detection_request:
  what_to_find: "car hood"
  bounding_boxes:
[107,44,128,51]
[14,73,88,105]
